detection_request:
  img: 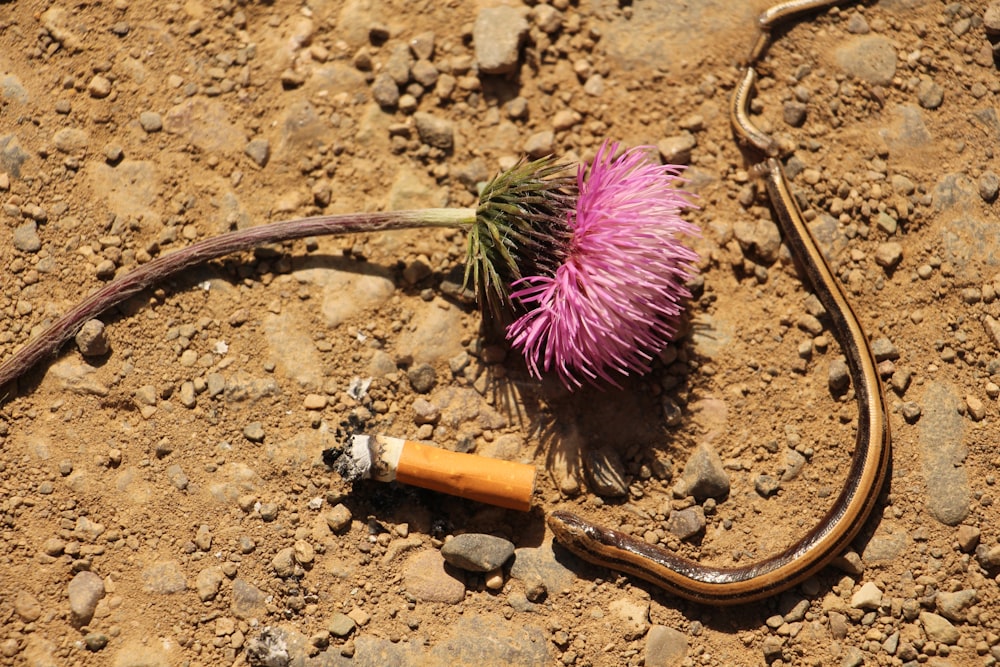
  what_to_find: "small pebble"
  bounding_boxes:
[243,422,265,442]
[13,221,41,253]
[828,359,850,393]
[68,571,105,626]
[75,319,109,357]
[754,474,780,498]
[441,533,515,572]
[87,75,112,98]
[244,138,270,167]
[139,111,163,132]
[657,133,696,165]
[324,504,352,532]
[665,506,706,540]
[979,171,999,202]
[916,79,944,109]
[259,502,279,521]
[327,613,356,637]
[850,581,883,609]
[407,363,437,393]
[677,443,730,500]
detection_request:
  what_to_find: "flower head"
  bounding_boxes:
[465,156,576,318]
[504,141,699,389]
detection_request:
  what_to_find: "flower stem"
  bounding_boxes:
[0,208,476,391]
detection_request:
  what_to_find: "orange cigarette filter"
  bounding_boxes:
[356,435,537,512]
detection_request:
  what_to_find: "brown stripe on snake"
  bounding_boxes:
[547,1,891,605]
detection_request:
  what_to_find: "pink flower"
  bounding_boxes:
[505,141,699,389]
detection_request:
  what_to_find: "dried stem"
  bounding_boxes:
[0,208,475,393]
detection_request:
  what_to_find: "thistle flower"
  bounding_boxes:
[504,141,699,389]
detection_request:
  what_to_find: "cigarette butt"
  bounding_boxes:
[344,434,536,511]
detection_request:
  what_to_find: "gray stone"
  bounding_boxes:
[231,578,268,620]
[196,566,224,602]
[141,560,187,594]
[272,547,297,578]
[75,319,109,357]
[918,383,970,525]
[754,474,780,498]
[834,36,897,86]
[441,534,515,572]
[407,363,437,394]
[845,12,870,34]
[510,541,576,596]
[986,1,1000,35]
[916,79,944,110]
[665,506,705,540]
[412,112,453,150]
[920,611,960,645]
[645,625,688,667]
[936,589,976,622]
[403,549,466,603]
[828,358,850,393]
[782,101,807,127]
[12,220,41,252]
[138,111,163,132]
[327,612,356,637]
[243,421,265,443]
[371,72,399,108]
[678,443,729,500]
[53,127,89,153]
[523,130,554,158]
[244,138,270,167]
[473,6,528,75]
[980,171,999,202]
[657,133,696,165]
[427,615,549,666]
[68,571,105,626]
[411,59,438,88]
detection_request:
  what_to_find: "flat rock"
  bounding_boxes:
[395,304,466,365]
[12,220,41,252]
[510,540,576,596]
[610,597,650,641]
[918,383,970,525]
[403,550,466,603]
[141,560,187,594]
[164,98,244,153]
[68,571,105,626]
[834,35,897,85]
[646,625,689,667]
[441,534,515,572]
[473,6,529,75]
[427,614,549,666]
[231,578,268,620]
[678,443,730,500]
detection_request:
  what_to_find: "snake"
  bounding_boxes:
[547,0,891,605]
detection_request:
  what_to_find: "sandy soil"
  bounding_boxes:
[2,0,1000,666]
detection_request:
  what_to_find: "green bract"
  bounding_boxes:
[465,156,576,317]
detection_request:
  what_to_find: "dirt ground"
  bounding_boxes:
[2,0,1000,665]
